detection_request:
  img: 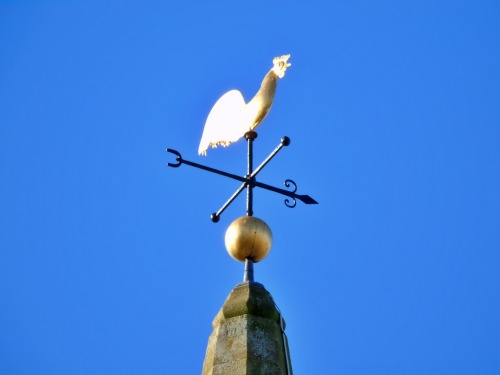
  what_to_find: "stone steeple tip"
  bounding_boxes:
[202,281,293,375]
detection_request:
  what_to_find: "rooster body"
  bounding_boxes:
[198,55,291,155]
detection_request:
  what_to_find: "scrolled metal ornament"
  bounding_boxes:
[284,179,298,208]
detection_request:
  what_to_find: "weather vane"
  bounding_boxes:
[166,55,317,281]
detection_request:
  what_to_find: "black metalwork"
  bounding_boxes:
[243,258,254,282]
[166,132,317,222]
[245,131,257,217]
[284,179,297,208]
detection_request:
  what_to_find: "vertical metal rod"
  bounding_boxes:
[243,132,257,282]
[245,131,257,216]
[244,258,254,282]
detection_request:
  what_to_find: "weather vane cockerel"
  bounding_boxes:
[198,55,291,156]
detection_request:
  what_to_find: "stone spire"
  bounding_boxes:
[202,281,293,374]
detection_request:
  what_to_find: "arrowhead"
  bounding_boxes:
[297,195,318,205]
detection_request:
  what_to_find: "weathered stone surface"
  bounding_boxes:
[202,282,293,375]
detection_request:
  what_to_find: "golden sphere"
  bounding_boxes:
[225,216,273,262]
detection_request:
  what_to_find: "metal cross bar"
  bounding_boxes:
[166,134,317,222]
[166,135,291,189]
[211,183,246,223]
[250,136,290,178]
[166,148,247,183]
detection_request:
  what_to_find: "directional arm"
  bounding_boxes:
[250,136,290,179]
[167,148,247,183]
[166,135,317,223]
[166,136,292,187]
[254,179,318,205]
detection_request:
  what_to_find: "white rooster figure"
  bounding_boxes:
[198,55,291,156]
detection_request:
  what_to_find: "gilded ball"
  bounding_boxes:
[225,216,273,262]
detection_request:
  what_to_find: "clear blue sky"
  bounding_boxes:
[1,1,499,374]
